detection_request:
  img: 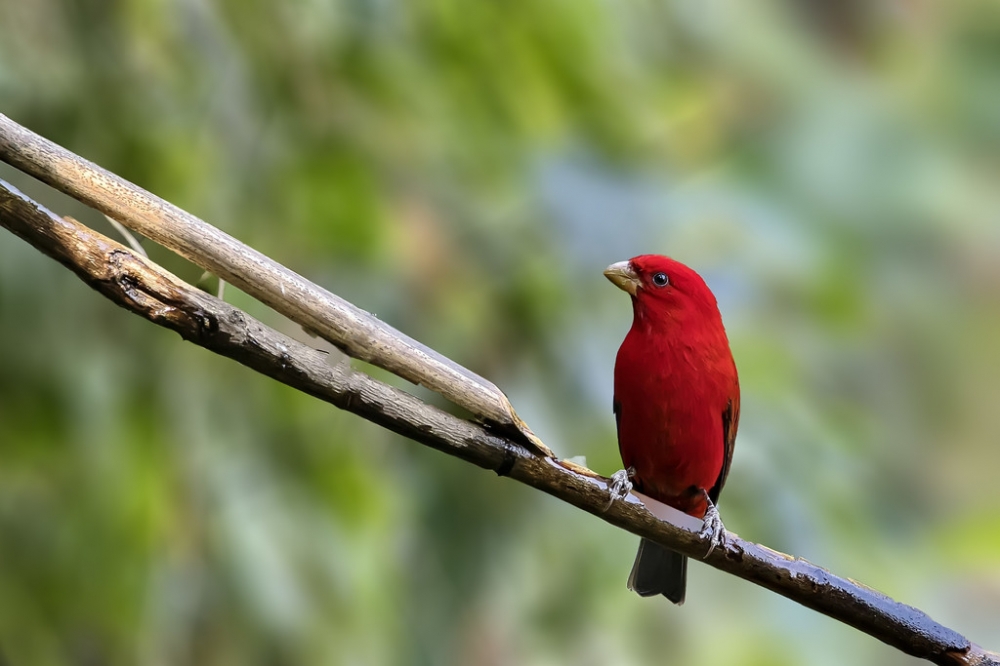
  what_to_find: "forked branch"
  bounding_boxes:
[0,115,995,666]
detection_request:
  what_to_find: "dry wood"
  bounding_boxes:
[0,113,551,456]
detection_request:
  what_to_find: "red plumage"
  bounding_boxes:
[606,254,740,604]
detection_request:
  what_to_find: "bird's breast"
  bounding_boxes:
[613,330,731,514]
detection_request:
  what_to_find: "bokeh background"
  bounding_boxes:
[1,1,999,664]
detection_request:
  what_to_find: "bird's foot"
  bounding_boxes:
[699,499,727,558]
[604,467,635,511]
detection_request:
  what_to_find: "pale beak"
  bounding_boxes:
[604,260,640,296]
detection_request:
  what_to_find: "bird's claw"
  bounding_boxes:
[699,500,727,558]
[604,467,635,511]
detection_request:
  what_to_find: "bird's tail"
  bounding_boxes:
[627,538,687,604]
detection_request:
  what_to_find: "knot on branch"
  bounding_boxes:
[106,248,219,342]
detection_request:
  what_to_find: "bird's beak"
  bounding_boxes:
[604,260,640,296]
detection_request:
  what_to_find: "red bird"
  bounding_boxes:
[605,254,740,604]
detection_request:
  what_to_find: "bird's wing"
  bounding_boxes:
[708,379,740,505]
[613,397,622,438]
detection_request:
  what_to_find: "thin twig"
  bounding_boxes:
[103,214,147,257]
[1,179,996,666]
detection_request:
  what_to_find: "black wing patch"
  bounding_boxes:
[613,397,622,438]
[708,382,740,505]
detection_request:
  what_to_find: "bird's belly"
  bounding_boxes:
[618,409,724,518]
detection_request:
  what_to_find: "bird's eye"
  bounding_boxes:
[652,272,669,287]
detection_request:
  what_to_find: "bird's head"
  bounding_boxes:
[604,254,720,323]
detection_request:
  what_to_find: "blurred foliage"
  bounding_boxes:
[1,0,999,664]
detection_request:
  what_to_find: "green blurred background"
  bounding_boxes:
[1,1,999,664]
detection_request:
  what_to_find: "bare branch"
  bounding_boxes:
[1,123,997,666]
[0,113,551,456]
